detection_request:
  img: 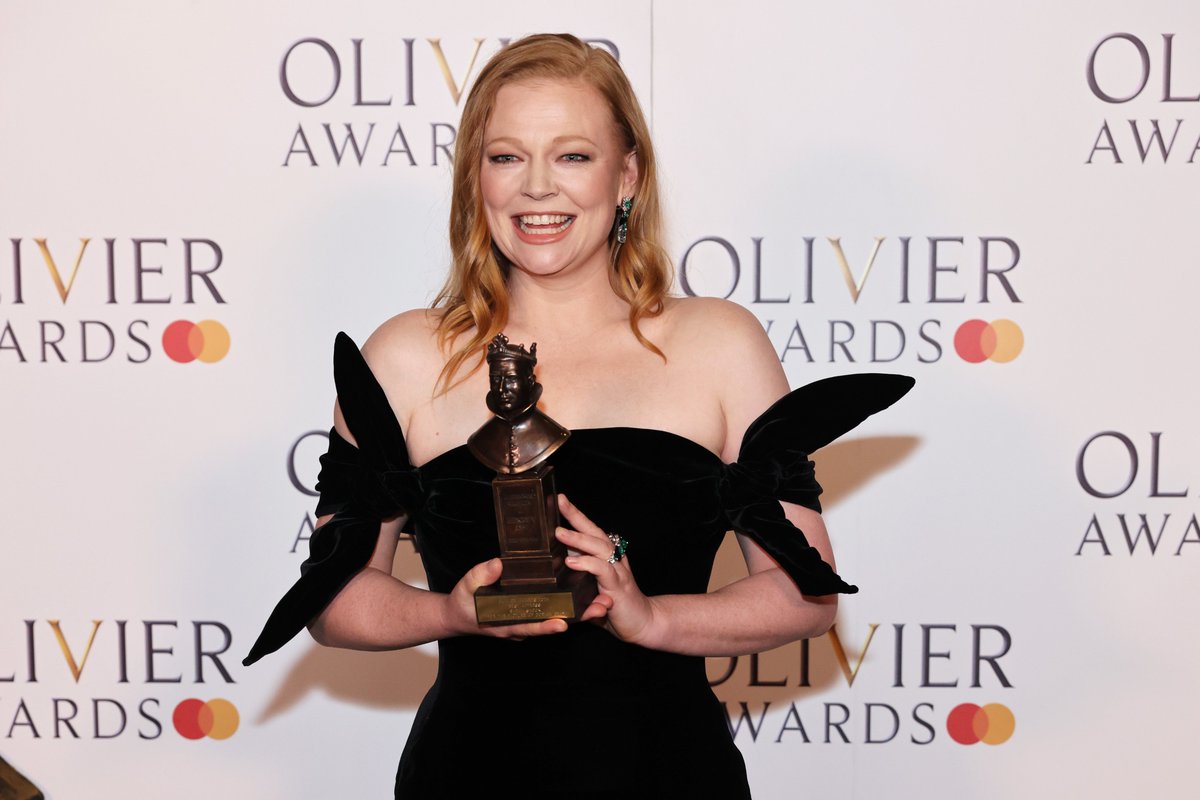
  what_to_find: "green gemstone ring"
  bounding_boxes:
[606,533,628,564]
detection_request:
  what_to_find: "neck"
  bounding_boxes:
[505,254,628,342]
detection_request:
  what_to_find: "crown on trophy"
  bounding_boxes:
[486,334,537,367]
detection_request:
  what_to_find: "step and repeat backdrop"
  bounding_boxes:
[2,1,1197,797]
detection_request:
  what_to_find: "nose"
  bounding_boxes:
[521,159,557,201]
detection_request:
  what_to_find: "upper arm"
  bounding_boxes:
[694,300,838,594]
[735,502,836,577]
[332,398,356,446]
[319,401,406,575]
[320,313,435,575]
[695,299,789,464]
[328,360,397,574]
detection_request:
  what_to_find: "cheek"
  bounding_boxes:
[568,172,612,206]
[479,169,514,220]
[563,169,622,213]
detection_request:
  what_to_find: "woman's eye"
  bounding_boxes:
[488,154,517,163]
[562,153,590,163]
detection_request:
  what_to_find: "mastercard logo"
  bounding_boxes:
[162,320,231,364]
[953,319,1023,363]
[946,702,1014,745]
[173,698,239,740]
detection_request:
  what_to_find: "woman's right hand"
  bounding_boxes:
[444,558,569,640]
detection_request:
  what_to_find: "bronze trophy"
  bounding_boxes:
[468,334,598,624]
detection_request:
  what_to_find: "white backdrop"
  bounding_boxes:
[2,1,1198,798]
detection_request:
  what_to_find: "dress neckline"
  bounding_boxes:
[413,426,724,472]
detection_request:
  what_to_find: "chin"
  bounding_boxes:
[496,233,607,276]
[510,248,601,278]
[513,260,571,277]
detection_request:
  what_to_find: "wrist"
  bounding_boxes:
[438,590,470,638]
[630,595,670,650]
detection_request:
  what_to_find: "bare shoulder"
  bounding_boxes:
[662,296,782,380]
[663,294,759,327]
[360,309,441,372]
[661,296,789,460]
[351,309,445,431]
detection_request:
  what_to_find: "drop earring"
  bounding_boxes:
[616,196,633,244]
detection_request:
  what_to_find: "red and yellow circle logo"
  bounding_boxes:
[172,698,239,740]
[953,319,1023,363]
[162,320,230,363]
[946,702,1015,745]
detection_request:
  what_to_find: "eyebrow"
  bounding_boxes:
[484,135,599,148]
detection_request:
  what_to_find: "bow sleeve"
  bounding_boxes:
[243,332,422,666]
[719,373,915,596]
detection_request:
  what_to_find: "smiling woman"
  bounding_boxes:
[433,33,670,395]
[244,32,911,800]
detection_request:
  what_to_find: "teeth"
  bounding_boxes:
[518,214,571,225]
[517,215,574,235]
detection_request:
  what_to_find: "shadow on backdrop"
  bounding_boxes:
[256,537,437,723]
[706,435,920,706]
[256,641,438,723]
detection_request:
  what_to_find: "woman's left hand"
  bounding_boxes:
[556,493,660,646]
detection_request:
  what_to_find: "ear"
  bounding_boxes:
[620,149,639,199]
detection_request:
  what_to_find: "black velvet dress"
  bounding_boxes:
[245,333,913,798]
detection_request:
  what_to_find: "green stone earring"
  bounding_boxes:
[616,196,633,244]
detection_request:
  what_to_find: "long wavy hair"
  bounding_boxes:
[432,33,672,392]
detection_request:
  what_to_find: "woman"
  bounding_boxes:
[246,33,910,798]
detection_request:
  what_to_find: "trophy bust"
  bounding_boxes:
[467,334,569,473]
[468,334,596,624]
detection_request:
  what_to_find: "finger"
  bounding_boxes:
[579,591,614,622]
[562,540,631,573]
[460,558,503,593]
[484,618,568,637]
[565,554,619,586]
[580,602,610,622]
[556,526,613,558]
[557,494,606,538]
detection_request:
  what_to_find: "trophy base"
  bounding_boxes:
[474,570,598,625]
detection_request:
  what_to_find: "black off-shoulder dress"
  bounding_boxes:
[245,333,913,799]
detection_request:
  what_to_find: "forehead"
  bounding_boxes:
[485,78,619,147]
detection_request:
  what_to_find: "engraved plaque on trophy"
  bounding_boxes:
[468,334,598,624]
